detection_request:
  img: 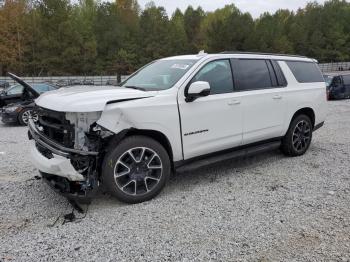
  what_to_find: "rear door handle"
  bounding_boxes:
[273,95,282,100]
[228,100,241,106]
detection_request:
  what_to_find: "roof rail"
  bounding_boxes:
[220,51,308,59]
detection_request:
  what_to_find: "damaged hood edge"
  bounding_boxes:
[34,86,157,112]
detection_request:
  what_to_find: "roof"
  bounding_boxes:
[162,52,315,63]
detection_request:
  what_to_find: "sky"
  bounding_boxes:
[136,0,328,18]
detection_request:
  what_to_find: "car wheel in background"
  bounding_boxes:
[18,108,38,126]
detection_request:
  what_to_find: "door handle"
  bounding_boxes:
[228,100,241,106]
[273,95,282,100]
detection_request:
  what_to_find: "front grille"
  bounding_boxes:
[36,107,75,148]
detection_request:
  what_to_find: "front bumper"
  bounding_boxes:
[1,110,19,123]
[28,118,101,199]
[28,118,99,180]
[30,142,85,181]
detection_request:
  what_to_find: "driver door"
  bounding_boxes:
[178,59,243,160]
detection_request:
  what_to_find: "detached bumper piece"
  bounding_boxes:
[28,118,100,201]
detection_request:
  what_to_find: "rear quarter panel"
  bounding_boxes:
[279,61,328,135]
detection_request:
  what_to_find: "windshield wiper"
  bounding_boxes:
[124,86,146,91]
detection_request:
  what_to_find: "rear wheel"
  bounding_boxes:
[281,114,313,157]
[18,108,38,126]
[102,136,171,204]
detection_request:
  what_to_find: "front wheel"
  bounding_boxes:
[281,114,313,157]
[18,108,38,126]
[102,136,171,204]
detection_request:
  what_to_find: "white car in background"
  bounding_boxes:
[22,52,327,203]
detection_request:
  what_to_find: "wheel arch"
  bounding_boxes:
[290,107,315,128]
[106,128,175,165]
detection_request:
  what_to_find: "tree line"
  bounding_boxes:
[0,0,350,76]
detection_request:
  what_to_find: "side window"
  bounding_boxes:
[286,61,324,83]
[233,59,273,91]
[333,76,342,86]
[7,85,24,95]
[343,75,350,85]
[192,60,234,95]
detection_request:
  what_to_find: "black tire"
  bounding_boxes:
[281,114,313,157]
[102,135,171,204]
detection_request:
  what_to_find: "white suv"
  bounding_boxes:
[26,52,327,203]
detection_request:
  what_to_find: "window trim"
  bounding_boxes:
[230,58,284,92]
[185,59,235,97]
[271,60,288,87]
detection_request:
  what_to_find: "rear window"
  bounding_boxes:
[343,75,350,85]
[286,61,324,83]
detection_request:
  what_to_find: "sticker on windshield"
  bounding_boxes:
[171,64,190,70]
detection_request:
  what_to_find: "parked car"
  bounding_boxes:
[324,73,350,100]
[106,79,119,86]
[0,80,10,91]
[55,79,70,88]
[24,52,327,204]
[82,79,95,86]
[0,82,56,108]
[1,80,57,125]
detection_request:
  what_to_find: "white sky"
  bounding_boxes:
[136,0,329,18]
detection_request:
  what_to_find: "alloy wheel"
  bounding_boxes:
[22,110,38,124]
[292,120,311,152]
[114,147,163,196]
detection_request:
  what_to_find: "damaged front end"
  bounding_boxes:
[28,106,113,201]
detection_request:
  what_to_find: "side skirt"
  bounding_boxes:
[174,138,282,173]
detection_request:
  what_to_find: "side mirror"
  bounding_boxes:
[185,81,210,102]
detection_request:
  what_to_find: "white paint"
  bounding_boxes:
[30,143,84,181]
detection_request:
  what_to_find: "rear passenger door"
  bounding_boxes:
[231,59,287,145]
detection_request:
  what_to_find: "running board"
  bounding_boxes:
[175,140,281,173]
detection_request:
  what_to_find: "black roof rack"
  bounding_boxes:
[220,51,308,59]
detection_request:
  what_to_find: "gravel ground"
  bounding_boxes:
[0,100,350,262]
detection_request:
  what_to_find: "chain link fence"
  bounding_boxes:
[319,62,350,73]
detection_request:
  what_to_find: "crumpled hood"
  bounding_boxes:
[35,85,156,112]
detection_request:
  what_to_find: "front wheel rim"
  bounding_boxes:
[292,120,311,152]
[22,110,38,124]
[114,147,163,196]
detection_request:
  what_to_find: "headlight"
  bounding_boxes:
[4,106,22,113]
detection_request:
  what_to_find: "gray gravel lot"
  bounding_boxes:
[0,100,350,262]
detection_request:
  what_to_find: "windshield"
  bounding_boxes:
[33,83,56,93]
[121,59,198,91]
[323,75,334,87]
[5,83,55,94]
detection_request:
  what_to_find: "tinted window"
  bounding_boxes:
[343,75,350,85]
[192,60,234,95]
[286,61,324,83]
[234,59,272,91]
